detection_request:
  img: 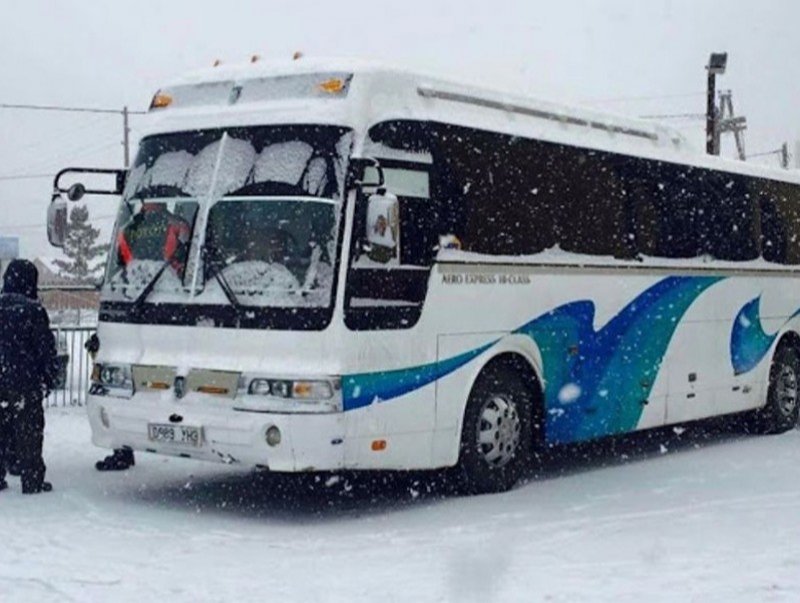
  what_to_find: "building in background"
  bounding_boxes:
[34,257,99,326]
[0,236,19,275]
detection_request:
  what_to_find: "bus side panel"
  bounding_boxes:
[427,268,679,450]
[341,331,439,470]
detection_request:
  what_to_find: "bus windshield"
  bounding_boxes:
[103,125,352,308]
[203,197,338,308]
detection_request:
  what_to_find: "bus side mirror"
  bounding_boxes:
[365,191,400,264]
[47,195,68,248]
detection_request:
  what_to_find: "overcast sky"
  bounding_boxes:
[1,0,799,259]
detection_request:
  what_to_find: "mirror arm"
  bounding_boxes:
[53,167,128,197]
[348,157,385,189]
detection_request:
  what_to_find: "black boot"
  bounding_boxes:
[0,478,7,492]
[95,448,135,471]
[22,480,52,494]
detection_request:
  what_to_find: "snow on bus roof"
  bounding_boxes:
[152,57,800,186]
[169,57,673,139]
[169,57,386,86]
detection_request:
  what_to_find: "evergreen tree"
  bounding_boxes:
[52,205,109,282]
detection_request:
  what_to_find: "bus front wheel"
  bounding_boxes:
[457,363,533,494]
[752,345,800,434]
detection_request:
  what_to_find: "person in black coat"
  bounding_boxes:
[0,259,57,494]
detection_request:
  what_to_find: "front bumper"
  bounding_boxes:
[86,394,346,472]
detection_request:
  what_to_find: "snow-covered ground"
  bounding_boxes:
[2,408,799,602]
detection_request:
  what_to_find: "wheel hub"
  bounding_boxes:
[776,364,798,418]
[476,394,522,468]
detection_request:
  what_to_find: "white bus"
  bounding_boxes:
[48,59,800,493]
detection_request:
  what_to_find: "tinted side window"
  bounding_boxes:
[760,181,800,265]
[432,125,557,255]
[555,148,632,258]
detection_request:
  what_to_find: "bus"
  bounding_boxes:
[47,58,800,494]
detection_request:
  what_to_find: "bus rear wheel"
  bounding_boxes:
[752,345,800,434]
[458,363,533,494]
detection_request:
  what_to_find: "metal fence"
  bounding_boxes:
[46,326,95,408]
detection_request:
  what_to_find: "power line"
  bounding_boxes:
[749,149,783,158]
[0,139,125,184]
[0,173,53,182]
[1,102,146,167]
[0,212,118,232]
[12,114,111,157]
[584,91,705,104]
[0,102,146,115]
[12,140,121,177]
[639,112,706,120]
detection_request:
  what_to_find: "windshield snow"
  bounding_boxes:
[103,125,352,307]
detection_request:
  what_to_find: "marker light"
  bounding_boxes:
[149,91,173,110]
[292,380,334,399]
[146,381,171,390]
[198,385,230,395]
[318,77,345,94]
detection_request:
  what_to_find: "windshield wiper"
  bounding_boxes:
[202,244,245,311]
[128,261,170,314]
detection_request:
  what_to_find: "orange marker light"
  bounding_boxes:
[318,78,345,94]
[371,439,387,451]
[293,382,313,397]
[149,92,173,110]
[198,385,229,395]
[147,381,171,390]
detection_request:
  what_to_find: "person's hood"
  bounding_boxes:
[2,259,39,300]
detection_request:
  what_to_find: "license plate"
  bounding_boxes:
[147,423,203,447]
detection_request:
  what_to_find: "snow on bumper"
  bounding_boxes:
[86,394,346,472]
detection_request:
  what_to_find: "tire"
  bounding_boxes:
[457,363,534,494]
[752,345,800,434]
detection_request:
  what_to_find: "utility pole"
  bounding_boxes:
[704,53,748,160]
[706,52,727,155]
[0,103,145,167]
[122,106,131,168]
[717,90,747,160]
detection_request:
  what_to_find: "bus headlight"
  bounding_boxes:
[248,379,272,396]
[242,377,336,400]
[238,375,341,412]
[91,363,134,397]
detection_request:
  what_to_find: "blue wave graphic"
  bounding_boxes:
[342,276,722,445]
[730,296,800,375]
[515,276,721,443]
[342,342,496,411]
